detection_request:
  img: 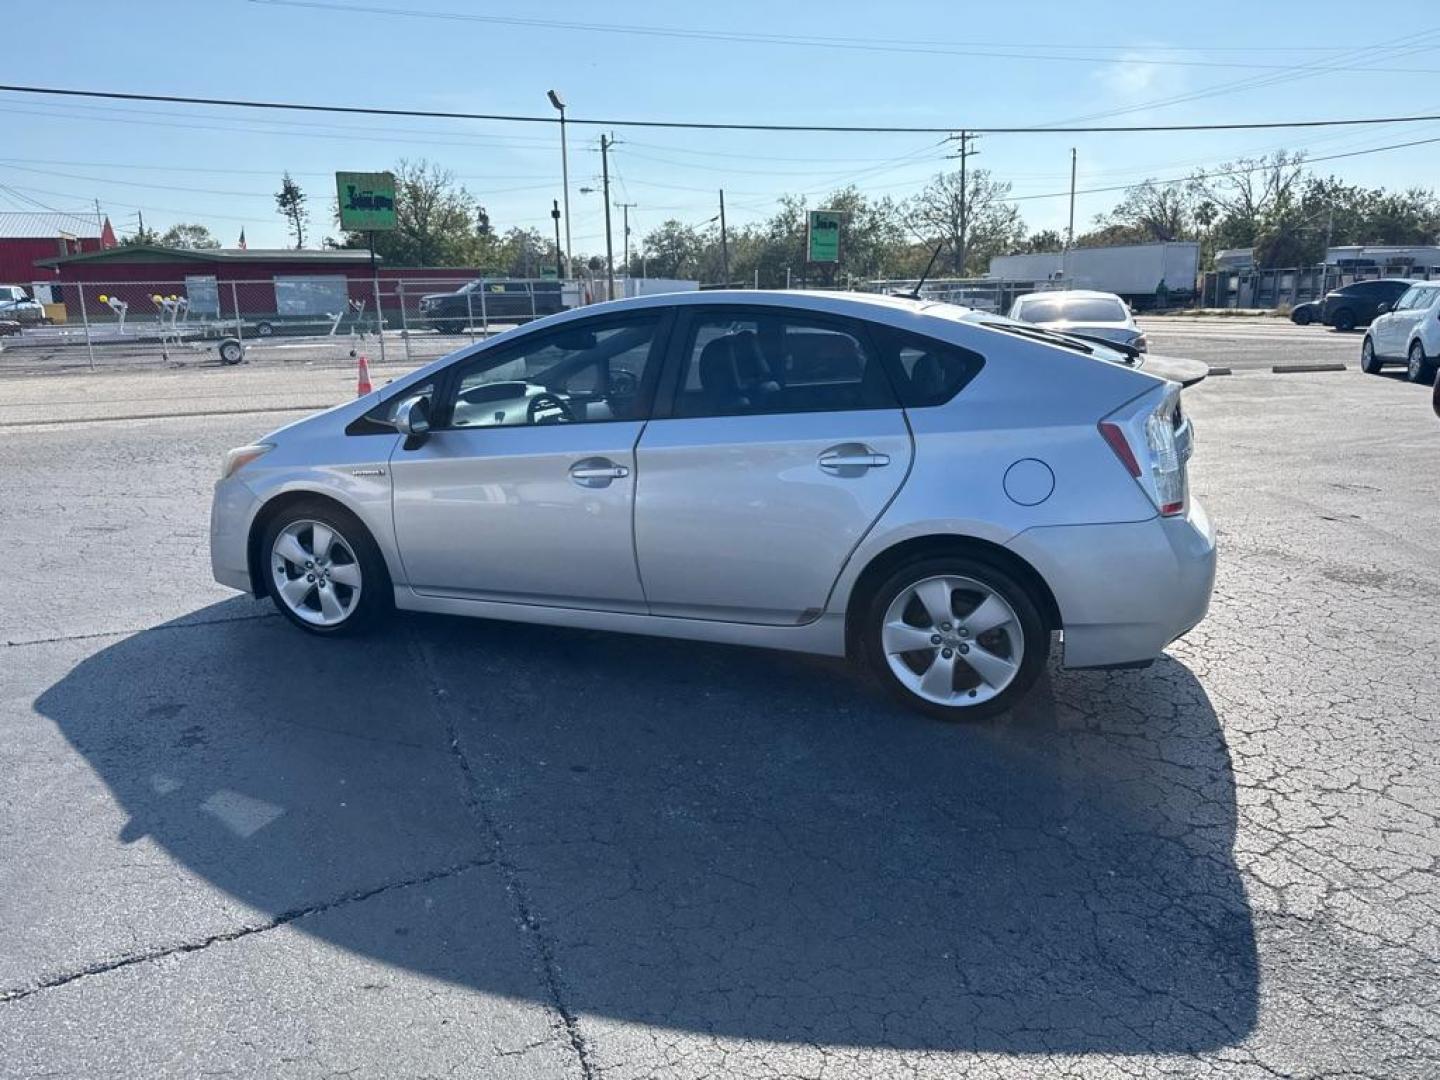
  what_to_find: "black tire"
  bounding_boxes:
[1292,308,1313,326]
[1407,341,1437,385]
[1333,308,1356,332]
[1360,336,1383,374]
[260,499,393,636]
[437,319,463,335]
[217,337,244,365]
[255,321,275,337]
[862,554,1049,723]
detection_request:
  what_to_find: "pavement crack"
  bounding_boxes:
[3,610,277,649]
[0,857,491,1005]
[407,629,597,1080]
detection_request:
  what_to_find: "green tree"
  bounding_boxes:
[157,223,220,250]
[1094,179,1194,243]
[906,168,1024,275]
[1021,228,1064,253]
[275,172,309,249]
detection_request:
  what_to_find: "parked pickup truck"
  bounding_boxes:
[417,279,563,333]
[0,285,48,325]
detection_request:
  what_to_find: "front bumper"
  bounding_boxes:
[210,477,262,593]
[1006,498,1216,669]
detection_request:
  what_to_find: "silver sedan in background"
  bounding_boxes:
[211,290,1213,721]
[1008,289,1148,352]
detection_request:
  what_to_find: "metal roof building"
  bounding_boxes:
[0,211,116,285]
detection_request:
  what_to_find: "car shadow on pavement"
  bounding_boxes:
[35,599,1257,1054]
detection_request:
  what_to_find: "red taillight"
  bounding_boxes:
[1098,420,1141,477]
[1160,501,1185,516]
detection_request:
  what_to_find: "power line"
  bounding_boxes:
[246,1,1440,75]
[11,84,1440,135]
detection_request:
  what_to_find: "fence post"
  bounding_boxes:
[372,278,386,363]
[528,280,537,320]
[479,278,489,338]
[230,282,244,353]
[77,287,96,370]
[466,284,476,343]
[397,280,411,365]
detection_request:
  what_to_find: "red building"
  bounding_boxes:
[0,211,116,286]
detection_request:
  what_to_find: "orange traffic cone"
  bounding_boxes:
[356,353,373,396]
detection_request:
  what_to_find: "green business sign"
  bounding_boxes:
[807,209,842,264]
[336,171,397,231]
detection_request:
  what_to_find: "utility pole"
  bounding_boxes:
[949,131,980,277]
[600,133,616,301]
[614,200,637,272]
[1067,148,1077,249]
[719,188,730,286]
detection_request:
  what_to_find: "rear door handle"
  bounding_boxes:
[569,457,630,488]
[818,447,890,472]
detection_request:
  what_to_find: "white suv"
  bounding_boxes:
[1362,282,1440,384]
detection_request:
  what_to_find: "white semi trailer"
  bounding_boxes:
[988,242,1200,308]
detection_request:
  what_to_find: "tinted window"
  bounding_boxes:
[672,310,896,418]
[444,315,660,428]
[873,328,985,407]
[1015,297,1127,323]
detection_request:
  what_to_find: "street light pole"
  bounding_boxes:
[600,133,615,301]
[547,90,572,278]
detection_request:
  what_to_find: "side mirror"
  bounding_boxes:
[1377,302,1392,313]
[392,394,431,437]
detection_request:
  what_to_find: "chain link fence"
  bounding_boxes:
[0,276,573,374]
[1200,264,1440,309]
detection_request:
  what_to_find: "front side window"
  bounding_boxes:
[672,310,896,418]
[1395,286,1425,309]
[443,315,659,428]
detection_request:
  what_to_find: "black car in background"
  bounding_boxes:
[418,279,564,333]
[1320,278,1414,331]
[1289,300,1321,325]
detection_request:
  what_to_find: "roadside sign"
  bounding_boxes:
[807,209,842,264]
[336,171,397,231]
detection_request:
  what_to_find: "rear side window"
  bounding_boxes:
[873,327,985,407]
[670,310,898,418]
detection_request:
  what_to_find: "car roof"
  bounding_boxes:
[1011,289,1124,303]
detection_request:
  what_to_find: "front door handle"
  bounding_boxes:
[569,457,630,488]
[818,445,891,473]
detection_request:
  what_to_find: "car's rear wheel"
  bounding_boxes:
[1334,308,1356,332]
[864,555,1048,722]
[262,501,391,635]
[1361,336,1383,374]
[1407,340,1437,384]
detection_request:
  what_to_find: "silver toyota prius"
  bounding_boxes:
[211,290,1214,721]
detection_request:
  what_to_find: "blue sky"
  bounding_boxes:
[4,1,1440,254]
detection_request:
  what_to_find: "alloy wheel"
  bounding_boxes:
[270,519,363,627]
[880,575,1024,707]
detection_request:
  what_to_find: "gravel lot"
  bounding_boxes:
[1,338,1436,1078]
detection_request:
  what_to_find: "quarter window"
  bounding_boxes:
[672,311,897,418]
[443,315,660,428]
[873,328,986,407]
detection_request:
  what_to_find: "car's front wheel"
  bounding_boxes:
[1292,307,1313,326]
[261,501,391,635]
[1333,308,1356,332]
[1407,340,1437,384]
[864,555,1048,722]
[1361,335,1383,374]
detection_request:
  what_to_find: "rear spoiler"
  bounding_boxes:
[1140,353,1209,388]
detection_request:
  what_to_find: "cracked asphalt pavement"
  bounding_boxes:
[1,353,1436,1077]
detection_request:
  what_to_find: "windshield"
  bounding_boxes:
[1016,297,1127,324]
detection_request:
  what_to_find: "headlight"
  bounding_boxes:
[1134,333,1149,352]
[220,443,274,480]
